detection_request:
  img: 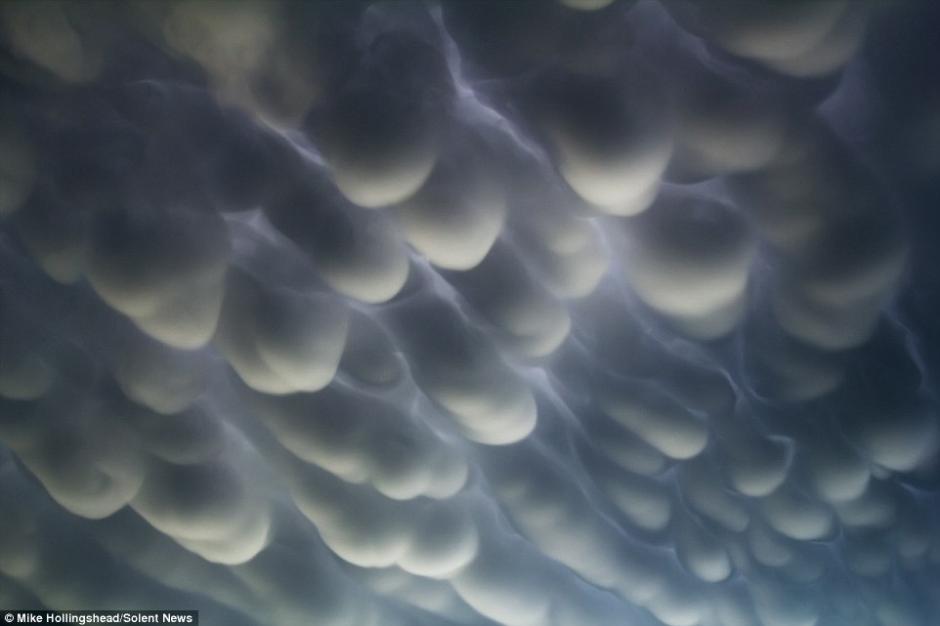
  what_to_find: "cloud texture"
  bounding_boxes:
[1,1,940,625]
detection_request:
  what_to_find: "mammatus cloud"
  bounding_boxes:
[1,1,939,625]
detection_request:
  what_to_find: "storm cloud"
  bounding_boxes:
[1,1,940,625]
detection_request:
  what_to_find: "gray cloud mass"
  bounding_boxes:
[1,1,939,625]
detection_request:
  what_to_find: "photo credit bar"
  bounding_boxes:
[1,612,198,625]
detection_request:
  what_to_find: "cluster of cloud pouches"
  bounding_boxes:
[1,1,940,625]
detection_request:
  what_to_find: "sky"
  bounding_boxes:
[1,1,939,625]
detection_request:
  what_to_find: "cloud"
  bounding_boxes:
[0,1,938,625]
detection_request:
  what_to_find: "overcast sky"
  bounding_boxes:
[1,1,939,625]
